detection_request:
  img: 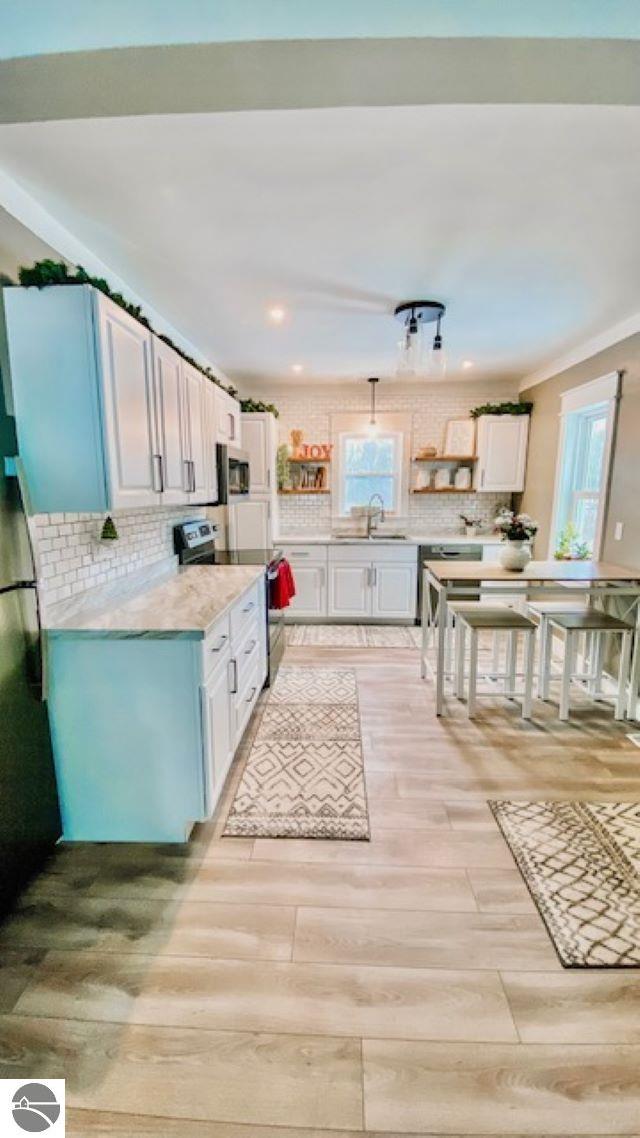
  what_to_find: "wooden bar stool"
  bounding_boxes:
[527,600,588,699]
[455,607,537,719]
[544,610,634,721]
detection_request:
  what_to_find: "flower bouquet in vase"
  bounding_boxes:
[494,509,538,571]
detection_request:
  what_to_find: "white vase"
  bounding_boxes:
[500,540,531,572]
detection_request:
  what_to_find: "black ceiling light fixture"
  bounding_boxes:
[394,300,446,378]
[367,376,380,437]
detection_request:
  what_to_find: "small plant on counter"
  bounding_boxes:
[459,512,483,536]
[554,522,590,560]
[240,398,280,418]
[100,514,119,542]
[16,260,238,399]
[494,508,538,542]
[470,401,533,419]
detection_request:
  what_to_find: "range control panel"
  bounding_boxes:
[175,520,218,550]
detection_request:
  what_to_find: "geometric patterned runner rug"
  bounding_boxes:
[490,801,640,967]
[223,666,370,840]
[286,624,421,648]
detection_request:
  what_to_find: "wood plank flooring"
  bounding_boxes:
[2,642,640,1136]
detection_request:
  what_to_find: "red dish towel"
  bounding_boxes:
[271,558,296,609]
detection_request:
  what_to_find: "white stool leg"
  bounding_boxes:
[592,632,604,698]
[616,630,633,720]
[507,631,517,696]
[559,629,574,721]
[491,631,501,678]
[455,620,466,700]
[445,607,455,682]
[537,615,548,698]
[541,617,554,701]
[522,630,535,720]
[468,629,478,718]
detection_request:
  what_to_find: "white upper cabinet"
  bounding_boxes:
[475,415,530,492]
[182,362,209,502]
[215,387,242,446]
[96,293,160,509]
[4,283,222,513]
[241,412,276,496]
[152,337,187,504]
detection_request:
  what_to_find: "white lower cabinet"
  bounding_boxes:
[329,563,371,618]
[289,561,327,618]
[201,652,234,819]
[371,562,418,619]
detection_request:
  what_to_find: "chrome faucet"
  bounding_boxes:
[367,493,385,537]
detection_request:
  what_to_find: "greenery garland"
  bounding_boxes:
[16,259,238,399]
[470,400,533,419]
[239,398,279,418]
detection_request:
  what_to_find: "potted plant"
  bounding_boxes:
[460,512,482,538]
[554,522,590,561]
[494,508,538,571]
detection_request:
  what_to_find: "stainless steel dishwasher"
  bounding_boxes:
[417,542,483,622]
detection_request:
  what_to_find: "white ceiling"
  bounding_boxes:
[1,104,640,389]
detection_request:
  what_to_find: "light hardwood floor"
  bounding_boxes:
[1,642,640,1136]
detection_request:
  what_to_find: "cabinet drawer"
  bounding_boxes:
[202,614,231,678]
[234,615,261,690]
[230,579,262,640]
[280,544,328,562]
[235,659,261,741]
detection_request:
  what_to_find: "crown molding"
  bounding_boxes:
[519,311,640,391]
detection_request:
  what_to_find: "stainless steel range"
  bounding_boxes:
[174,520,285,686]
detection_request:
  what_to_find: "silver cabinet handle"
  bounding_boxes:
[190,460,197,493]
[480,468,485,487]
[319,566,325,588]
[371,566,377,586]
[228,658,238,694]
[183,459,191,493]
[152,454,163,493]
[210,634,228,653]
[246,686,257,703]
[242,601,255,614]
[244,639,257,654]
[291,551,310,557]
[229,413,235,440]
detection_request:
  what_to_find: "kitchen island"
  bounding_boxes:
[45,564,267,842]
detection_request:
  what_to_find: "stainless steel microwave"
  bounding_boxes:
[216,445,250,502]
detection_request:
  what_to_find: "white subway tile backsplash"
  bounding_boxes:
[33,505,207,610]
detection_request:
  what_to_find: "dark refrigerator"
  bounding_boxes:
[0,338,61,917]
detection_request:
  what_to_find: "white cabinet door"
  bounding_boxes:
[152,338,188,504]
[202,657,233,818]
[328,563,371,618]
[215,388,242,446]
[371,561,418,619]
[96,295,159,508]
[228,500,271,549]
[182,362,209,502]
[476,415,529,492]
[242,413,276,495]
[203,379,219,502]
[287,562,327,618]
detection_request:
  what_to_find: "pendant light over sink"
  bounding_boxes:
[367,376,379,437]
[394,300,446,379]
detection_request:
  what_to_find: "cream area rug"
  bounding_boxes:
[490,801,640,967]
[286,624,421,648]
[223,666,370,840]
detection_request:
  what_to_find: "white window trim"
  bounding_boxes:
[331,411,411,519]
[548,371,620,558]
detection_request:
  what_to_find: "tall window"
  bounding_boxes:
[551,373,619,557]
[338,432,403,516]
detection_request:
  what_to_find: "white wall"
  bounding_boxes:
[261,379,516,535]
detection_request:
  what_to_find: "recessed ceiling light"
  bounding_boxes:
[268,306,286,324]
[462,360,474,370]
[291,363,304,374]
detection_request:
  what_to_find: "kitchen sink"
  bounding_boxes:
[369,533,409,540]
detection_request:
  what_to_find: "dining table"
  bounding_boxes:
[421,558,640,718]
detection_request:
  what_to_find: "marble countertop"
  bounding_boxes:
[277,533,502,546]
[46,564,265,639]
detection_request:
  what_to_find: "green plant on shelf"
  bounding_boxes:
[240,398,279,418]
[15,260,238,398]
[276,444,291,490]
[469,401,533,419]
